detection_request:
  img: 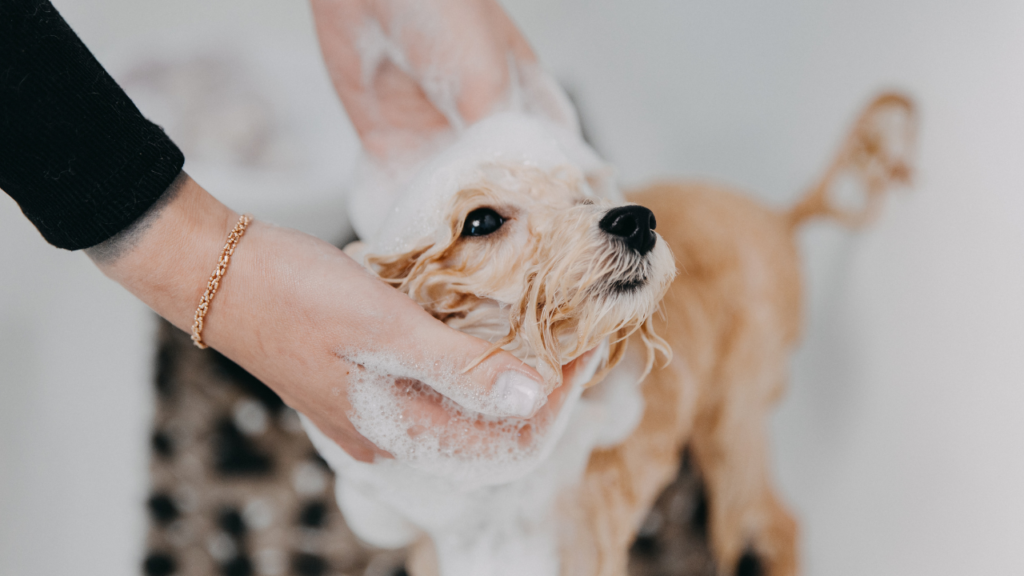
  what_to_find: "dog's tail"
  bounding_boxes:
[787,92,917,230]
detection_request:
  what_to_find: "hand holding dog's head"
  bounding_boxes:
[335,112,673,484]
[367,162,675,392]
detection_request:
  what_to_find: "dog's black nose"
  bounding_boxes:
[599,205,657,255]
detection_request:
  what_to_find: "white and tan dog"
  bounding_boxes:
[303,88,915,576]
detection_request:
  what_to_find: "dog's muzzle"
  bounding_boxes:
[599,205,657,256]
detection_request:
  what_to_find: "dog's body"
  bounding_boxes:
[565,182,806,576]
[306,94,915,576]
[566,94,916,576]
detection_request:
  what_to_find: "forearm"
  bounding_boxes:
[3,0,554,466]
[88,174,239,335]
[0,0,184,250]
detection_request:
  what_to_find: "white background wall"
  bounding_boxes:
[2,1,1023,575]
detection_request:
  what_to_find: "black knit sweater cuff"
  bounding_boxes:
[0,0,185,250]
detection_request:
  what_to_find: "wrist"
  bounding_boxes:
[90,173,239,333]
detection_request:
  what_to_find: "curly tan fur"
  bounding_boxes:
[563,93,916,576]
[358,93,914,576]
[362,164,674,392]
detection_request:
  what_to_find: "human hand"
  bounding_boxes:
[310,0,562,159]
[87,174,547,462]
[380,347,599,457]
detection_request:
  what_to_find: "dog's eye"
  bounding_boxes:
[462,208,505,237]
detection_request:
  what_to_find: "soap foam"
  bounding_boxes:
[336,346,591,488]
[347,10,619,248]
[302,342,646,576]
[356,112,616,255]
[330,116,639,574]
[314,19,645,573]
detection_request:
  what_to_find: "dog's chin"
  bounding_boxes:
[601,271,662,302]
[608,274,648,294]
[603,238,676,299]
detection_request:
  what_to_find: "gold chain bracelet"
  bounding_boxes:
[191,214,252,349]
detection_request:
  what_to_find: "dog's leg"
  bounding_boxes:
[689,350,798,576]
[564,352,702,576]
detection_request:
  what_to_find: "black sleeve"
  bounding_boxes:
[0,0,185,250]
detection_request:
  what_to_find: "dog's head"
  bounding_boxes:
[361,161,675,391]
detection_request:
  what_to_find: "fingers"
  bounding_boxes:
[317,415,393,463]
[396,369,574,454]
[321,261,546,419]
[377,300,548,419]
[369,347,598,466]
[325,424,392,463]
[365,317,601,455]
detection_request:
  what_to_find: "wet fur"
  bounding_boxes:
[561,93,916,576]
[361,164,675,391]
[358,93,915,576]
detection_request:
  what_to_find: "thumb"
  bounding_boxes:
[369,298,548,419]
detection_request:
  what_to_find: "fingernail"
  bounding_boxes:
[494,371,546,417]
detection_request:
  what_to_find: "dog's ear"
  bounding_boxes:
[364,193,487,323]
[367,244,435,285]
[366,185,506,292]
[368,240,488,329]
[366,186,489,287]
